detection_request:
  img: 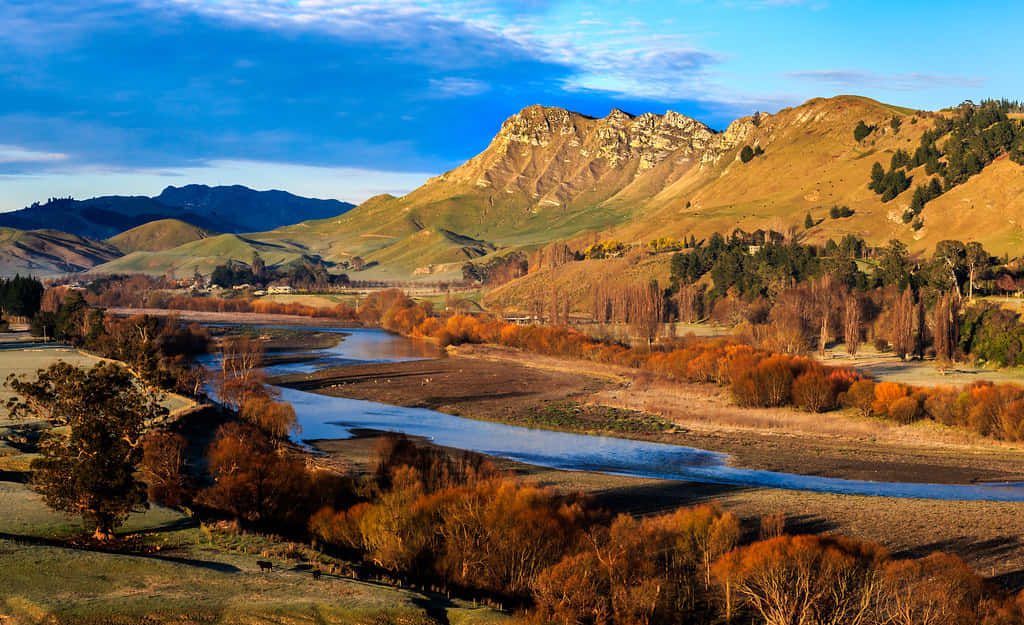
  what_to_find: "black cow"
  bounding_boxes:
[257,560,273,572]
[312,569,322,581]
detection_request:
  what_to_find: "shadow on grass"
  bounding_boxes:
[585,480,755,515]
[0,531,242,574]
[0,469,29,483]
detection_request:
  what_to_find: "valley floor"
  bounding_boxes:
[272,345,1024,484]
[273,345,1024,591]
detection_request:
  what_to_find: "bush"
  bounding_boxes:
[854,120,874,142]
[888,396,922,424]
[840,379,876,417]
[792,371,836,412]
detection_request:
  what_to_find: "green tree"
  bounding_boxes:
[854,120,873,142]
[869,162,885,190]
[740,145,755,163]
[878,240,911,288]
[6,362,167,539]
[804,213,814,229]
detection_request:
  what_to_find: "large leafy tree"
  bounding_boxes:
[7,362,167,540]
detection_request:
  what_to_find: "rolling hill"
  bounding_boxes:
[0,229,122,277]
[107,219,216,253]
[0,185,354,240]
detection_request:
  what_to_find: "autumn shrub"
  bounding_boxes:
[713,535,890,625]
[840,379,876,417]
[871,382,910,417]
[732,371,769,407]
[533,505,738,625]
[923,387,958,426]
[999,399,1024,442]
[879,553,985,625]
[792,371,836,412]
[759,357,795,407]
[759,512,785,540]
[888,396,923,424]
[239,395,299,440]
[200,422,354,532]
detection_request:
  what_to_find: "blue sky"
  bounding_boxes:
[0,0,1019,210]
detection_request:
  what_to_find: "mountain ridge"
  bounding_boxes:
[0,184,355,240]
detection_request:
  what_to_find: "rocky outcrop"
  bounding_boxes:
[439,104,725,212]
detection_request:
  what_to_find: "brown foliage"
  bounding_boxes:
[714,535,889,625]
[142,430,192,507]
[792,371,838,413]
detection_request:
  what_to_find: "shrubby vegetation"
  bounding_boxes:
[210,253,350,289]
[853,120,875,142]
[31,289,210,394]
[462,251,528,285]
[306,436,1024,625]
[739,144,764,163]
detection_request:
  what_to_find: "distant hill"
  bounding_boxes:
[0,228,121,277]
[108,219,216,253]
[0,185,354,240]
[93,233,319,278]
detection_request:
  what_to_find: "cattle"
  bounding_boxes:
[312,569,322,581]
[257,560,273,572]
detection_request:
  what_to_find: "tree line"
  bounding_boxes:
[210,252,351,290]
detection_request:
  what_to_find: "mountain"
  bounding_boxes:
[0,185,354,240]
[154,185,354,233]
[269,96,1024,275]
[0,228,121,277]
[89,96,1024,279]
[107,219,216,253]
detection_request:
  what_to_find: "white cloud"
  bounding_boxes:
[786,70,987,91]
[426,77,490,98]
[148,0,726,101]
[0,145,68,164]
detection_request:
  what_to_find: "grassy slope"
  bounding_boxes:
[107,219,216,253]
[92,233,312,278]
[0,228,122,277]
[483,254,675,314]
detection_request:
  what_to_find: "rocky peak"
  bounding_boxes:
[498,105,586,148]
[496,104,718,168]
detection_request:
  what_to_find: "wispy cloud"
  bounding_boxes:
[426,77,490,98]
[0,145,67,164]
[786,70,987,91]
[151,1,725,101]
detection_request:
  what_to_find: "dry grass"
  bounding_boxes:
[459,342,1024,453]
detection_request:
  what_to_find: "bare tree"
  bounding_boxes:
[843,295,863,357]
[813,274,840,356]
[933,291,960,363]
[678,283,705,323]
[891,290,915,360]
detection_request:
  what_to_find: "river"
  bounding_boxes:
[245,326,1024,502]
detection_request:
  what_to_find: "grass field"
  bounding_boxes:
[0,481,507,625]
[0,336,193,425]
